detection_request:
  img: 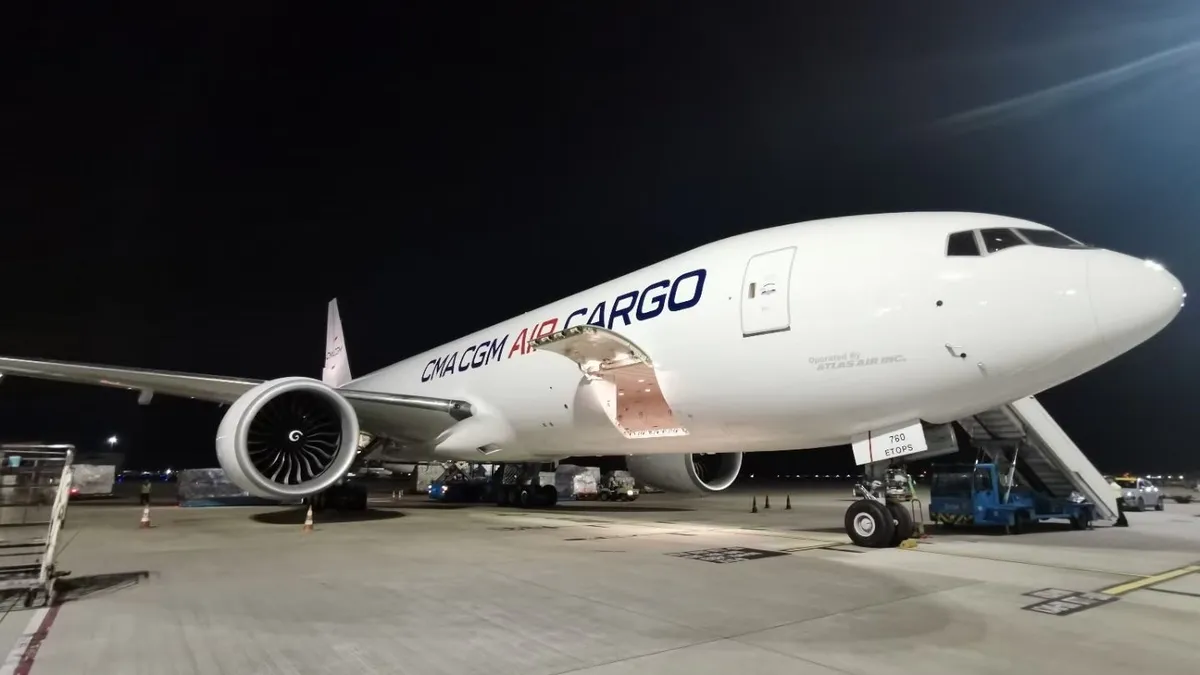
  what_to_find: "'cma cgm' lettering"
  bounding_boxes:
[421,268,706,382]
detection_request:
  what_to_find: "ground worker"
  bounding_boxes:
[139,479,152,505]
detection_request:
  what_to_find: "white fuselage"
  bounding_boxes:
[347,212,1183,463]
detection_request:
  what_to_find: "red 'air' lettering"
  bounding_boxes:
[535,318,558,340]
[508,318,559,358]
[508,328,529,358]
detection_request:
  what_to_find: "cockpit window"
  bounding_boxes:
[1015,228,1090,249]
[979,228,1025,254]
[946,230,980,256]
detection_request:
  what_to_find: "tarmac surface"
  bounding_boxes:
[1,482,1197,674]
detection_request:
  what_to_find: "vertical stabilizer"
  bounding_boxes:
[323,299,352,388]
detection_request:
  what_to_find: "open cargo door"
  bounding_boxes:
[531,325,688,439]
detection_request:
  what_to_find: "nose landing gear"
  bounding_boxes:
[844,468,918,548]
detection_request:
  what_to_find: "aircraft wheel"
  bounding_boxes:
[844,500,895,548]
[886,502,914,547]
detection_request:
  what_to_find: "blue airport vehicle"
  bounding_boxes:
[427,477,491,502]
[929,462,1095,532]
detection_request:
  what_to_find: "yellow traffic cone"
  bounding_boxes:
[302,506,314,533]
[139,506,152,529]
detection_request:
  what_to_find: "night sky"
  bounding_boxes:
[5,3,1198,474]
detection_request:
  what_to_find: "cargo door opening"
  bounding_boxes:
[531,325,688,439]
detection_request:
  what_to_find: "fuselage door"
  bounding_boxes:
[741,246,796,337]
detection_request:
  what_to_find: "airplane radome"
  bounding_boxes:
[0,212,1184,548]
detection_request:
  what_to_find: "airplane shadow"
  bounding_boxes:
[799,522,1077,537]
[798,526,851,534]
[0,570,153,609]
[378,502,471,510]
[382,500,694,514]
[925,521,1076,536]
[54,570,153,603]
[252,507,406,526]
[550,505,695,513]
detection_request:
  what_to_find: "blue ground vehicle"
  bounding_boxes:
[929,462,1095,533]
[428,477,491,502]
[428,464,495,503]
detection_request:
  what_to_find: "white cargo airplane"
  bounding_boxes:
[0,212,1184,544]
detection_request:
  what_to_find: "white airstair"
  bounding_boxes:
[0,444,74,607]
[958,396,1119,522]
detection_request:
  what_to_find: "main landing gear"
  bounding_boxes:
[492,462,559,509]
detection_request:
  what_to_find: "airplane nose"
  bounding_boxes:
[1088,251,1185,354]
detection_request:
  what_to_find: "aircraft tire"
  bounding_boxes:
[844,500,895,548]
[886,502,914,547]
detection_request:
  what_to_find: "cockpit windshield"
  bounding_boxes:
[1014,228,1090,249]
[979,228,1025,253]
[945,226,1093,257]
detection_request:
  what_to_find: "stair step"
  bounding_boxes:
[957,399,1116,516]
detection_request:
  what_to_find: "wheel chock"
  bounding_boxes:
[899,538,918,549]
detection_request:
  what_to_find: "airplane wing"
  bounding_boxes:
[0,356,259,403]
[0,356,473,444]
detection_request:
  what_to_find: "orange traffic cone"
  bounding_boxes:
[139,506,152,529]
[302,506,314,533]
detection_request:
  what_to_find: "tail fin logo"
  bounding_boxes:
[323,299,352,387]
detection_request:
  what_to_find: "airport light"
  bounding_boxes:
[107,435,118,448]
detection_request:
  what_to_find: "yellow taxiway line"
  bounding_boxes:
[1098,564,1200,596]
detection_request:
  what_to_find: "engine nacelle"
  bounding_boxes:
[215,377,360,500]
[625,452,743,494]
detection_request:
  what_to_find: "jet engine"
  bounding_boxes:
[625,452,743,494]
[215,377,360,500]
